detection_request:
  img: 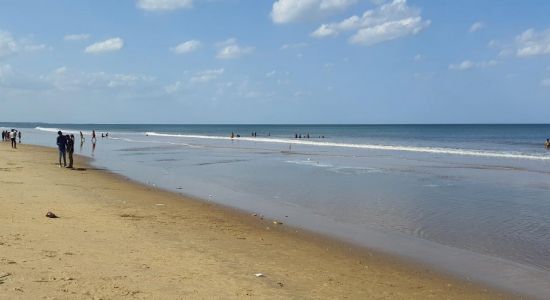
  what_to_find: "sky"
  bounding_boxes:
[1,0,550,124]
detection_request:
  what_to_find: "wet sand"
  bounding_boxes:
[0,143,514,299]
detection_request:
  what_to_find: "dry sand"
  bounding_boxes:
[0,143,515,299]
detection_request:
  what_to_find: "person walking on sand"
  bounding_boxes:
[9,129,17,149]
[66,134,75,168]
[56,131,67,167]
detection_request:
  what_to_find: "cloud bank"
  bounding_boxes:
[311,0,430,46]
[515,28,550,58]
[271,0,357,24]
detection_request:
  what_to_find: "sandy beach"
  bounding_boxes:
[0,142,513,299]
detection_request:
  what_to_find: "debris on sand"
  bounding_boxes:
[45,211,58,218]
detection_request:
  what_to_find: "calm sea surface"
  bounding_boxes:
[3,123,550,297]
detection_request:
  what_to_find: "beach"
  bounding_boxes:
[0,142,513,299]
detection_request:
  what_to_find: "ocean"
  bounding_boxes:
[3,123,550,297]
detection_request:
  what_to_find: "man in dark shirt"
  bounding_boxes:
[57,131,67,167]
[66,134,75,168]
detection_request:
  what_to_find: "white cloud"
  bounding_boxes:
[216,39,254,59]
[190,68,224,83]
[414,54,422,61]
[271,0,358,24]
[165,69,225,93]
[265,70,277,77]
[515,28,550,58]
[0,30,47,58]
[449,60,474,71]
[469,22,485,33]
[137,0,193,11]
[0,64,51,91]
[64,34,90,41]
[542,78,550,87]
[0,64,158,97]
[170,40,201,54]
[311,24,339,38]
[0,32,21,58]
[45,67,155,90]
[448,59,497,71]
[164,81,185,94]
[0,64,15,84]
[84,38,124,54]
[311,0,430,46]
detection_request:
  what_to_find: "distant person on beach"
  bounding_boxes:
[231,132,235,139]
[66,134,75,168]
[17,131,21,143]
[545,139,550,149]
[80,131,84,142]
[92,130,97,144]
[9,129,17,149]
[56,131,67,167]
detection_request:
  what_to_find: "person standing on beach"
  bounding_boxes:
[9,129,17,149]
[17,131,21,143]
[66,134,75,168]
[57,131,67,167]
[80,131,84,142]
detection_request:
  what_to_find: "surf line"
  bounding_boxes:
[145,132,550,161]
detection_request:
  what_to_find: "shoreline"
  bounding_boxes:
[0,143,516,299]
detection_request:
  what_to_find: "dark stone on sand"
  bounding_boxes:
[45,211,58,218]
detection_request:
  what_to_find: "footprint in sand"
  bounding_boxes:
[42,250,58,258]
[0,272,12,284]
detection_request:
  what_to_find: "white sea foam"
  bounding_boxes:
[145,132,550,161]
[285,159,334,168]
[35,126,91,135]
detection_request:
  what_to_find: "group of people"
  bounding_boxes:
[294,133,324,139]
[56,131,75,168]
[2,129,21,149]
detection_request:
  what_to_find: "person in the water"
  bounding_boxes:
[545,138,550,149]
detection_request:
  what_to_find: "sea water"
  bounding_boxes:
[3,123,550,297]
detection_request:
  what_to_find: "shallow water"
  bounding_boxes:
[5,123,550,297]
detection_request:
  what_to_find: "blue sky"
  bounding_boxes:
[1,0,549,124]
